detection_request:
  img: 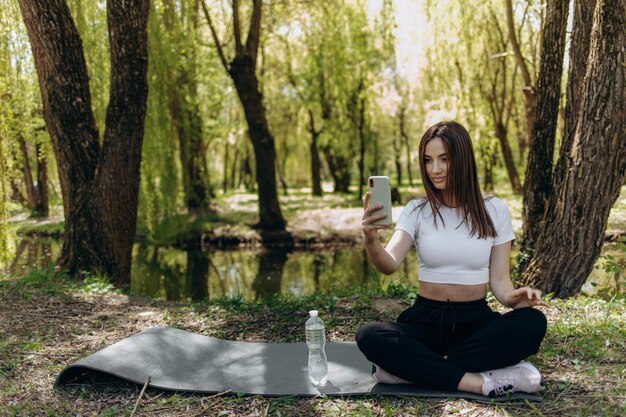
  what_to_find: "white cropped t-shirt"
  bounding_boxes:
[394,197,515,285]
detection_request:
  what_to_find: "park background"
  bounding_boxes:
[0,0,624,415]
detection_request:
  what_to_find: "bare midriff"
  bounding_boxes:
[418,281,488,302]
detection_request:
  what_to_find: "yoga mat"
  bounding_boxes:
[55,327,542,402]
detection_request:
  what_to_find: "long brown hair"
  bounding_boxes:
[418,120,496,239]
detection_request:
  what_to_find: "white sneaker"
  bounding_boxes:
[480,361,542,397]
[372,364,411,384]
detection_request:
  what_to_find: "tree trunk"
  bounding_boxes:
[17,136,49,216]
[170,79,210,214]
[494,122,522,193]
[17,135,37,210]
[223,140,230,193]
[91,0,149,285]
[310,136,323,196]
[18,0,112,273]
[34,141,49,216]
[163,0,210,215]
[357,96,366,202]
[201,0,285,231]
[519,0,626,298]
[18,0,149,285]
[521,0,570,253]
[482,149,496,193]
[398,104,412,186]
[308,110,323,196]
[392,133,402,187]
[552,0,596,199]
[229,56,285,230]
[322,147,351,193]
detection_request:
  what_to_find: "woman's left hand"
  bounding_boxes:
[505,287,549,309]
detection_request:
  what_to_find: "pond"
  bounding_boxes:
[4,237,623,300]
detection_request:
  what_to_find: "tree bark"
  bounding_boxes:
[398,103,413,186]
[17,135,37,209]
[18,0,149,285]
[17,136,49,216]
[34,141,49,216]
[96,0,150,284]
[356,93,366,202]
[229,56,285,229]
[521,0,570,253]
[18,0,111,273]
[392,132,402,187]
[201,0,285,231]
[519,0,626,298]
[552,0,597,199]
[494,122,522,193]
[322,146,351,193]
[307,110,323,196]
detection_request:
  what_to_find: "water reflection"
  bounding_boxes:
[9,238,54,273]
[252,250,288,298]
[4,237,623,301]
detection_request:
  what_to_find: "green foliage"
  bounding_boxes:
[592,237,626,299]
[81,275,118,295]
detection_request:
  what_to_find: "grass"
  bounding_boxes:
[1,269,624,416]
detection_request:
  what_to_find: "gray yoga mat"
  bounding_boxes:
[55,327,542,402]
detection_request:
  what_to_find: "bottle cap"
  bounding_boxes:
[309,310,318,317]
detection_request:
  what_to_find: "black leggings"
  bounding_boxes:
[355,296,547,391]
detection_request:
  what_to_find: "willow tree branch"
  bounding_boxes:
[232,0,243,54]
[505,0,532,87]
[200,0,230,71]
[245,0,262,64]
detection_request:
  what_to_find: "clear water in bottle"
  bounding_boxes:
[305,310,328,386]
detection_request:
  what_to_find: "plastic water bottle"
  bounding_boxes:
[305,310,328,386]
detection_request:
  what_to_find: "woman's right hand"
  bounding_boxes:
[362,192,389,244]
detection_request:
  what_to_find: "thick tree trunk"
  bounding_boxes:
[18,0,149,285]
[229,56,285,230]
[96,0,149,284]
[521,0,570,253]
[519,0,626,298]
[552,0,597,198]
[18,0,113,274]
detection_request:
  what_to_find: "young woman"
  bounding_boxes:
[357,120,547,397]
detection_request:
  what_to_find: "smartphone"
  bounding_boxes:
[368,176,392,225]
